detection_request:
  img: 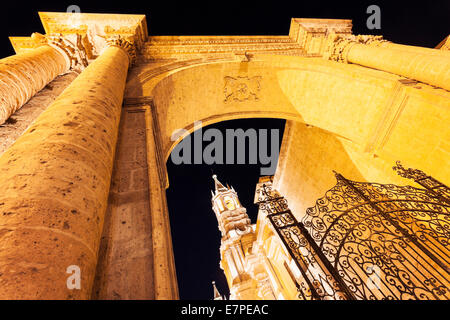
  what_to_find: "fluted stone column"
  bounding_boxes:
[0,44,130,299]
[0,44,69,125]
[325,34,450,91]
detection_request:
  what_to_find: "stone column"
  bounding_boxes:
[324,34,450,91]
[0,42,131,299]
[376,42,450,57]
[0,43,69,125]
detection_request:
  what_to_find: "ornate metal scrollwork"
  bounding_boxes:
[303,167,450,300]
[257,183,354,300]
[258,162,450,300]
[393,161,450,205]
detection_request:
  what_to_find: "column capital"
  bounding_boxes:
[323,33,389,63]
[105,35,137,65]
[46,33,89,72]
[9,32,89,73]
[9,12,148,69]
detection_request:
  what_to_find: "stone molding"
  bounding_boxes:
[142,36,304,60]
[289,18,353,56]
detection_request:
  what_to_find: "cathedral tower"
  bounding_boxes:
[210,175,270,300]
[211,174,252,238]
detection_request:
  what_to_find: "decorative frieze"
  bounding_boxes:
[142,36,305,59]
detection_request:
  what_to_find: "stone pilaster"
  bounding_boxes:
[0,44,130,299]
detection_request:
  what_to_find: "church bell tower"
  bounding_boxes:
[211,174,252,238]
[210,174,259,299]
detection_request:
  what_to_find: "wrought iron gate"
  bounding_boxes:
[257,162,450,300]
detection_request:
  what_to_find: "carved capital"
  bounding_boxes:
[106,35,137,65]
[46,33,89,72]
[323,33,389,63]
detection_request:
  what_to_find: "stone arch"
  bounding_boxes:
[131,53,449,193]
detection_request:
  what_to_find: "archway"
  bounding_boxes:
[165,117,285,299]
[95,53,449,299]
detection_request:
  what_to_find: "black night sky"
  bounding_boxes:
[0,0,448,300]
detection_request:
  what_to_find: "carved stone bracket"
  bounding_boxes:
[106,35,137,65]
[323,33,389,63]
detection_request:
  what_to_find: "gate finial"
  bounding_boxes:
[393,161,427,181]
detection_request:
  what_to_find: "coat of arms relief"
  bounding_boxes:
[223,76,262,103]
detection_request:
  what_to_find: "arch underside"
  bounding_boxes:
[124,53,449,210]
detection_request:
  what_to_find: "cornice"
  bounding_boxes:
[141,36,305,59]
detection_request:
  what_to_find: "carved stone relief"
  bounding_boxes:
[224,76,262,103]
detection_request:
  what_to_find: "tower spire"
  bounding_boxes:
[212,174,228,193]
[212,281,223,300]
